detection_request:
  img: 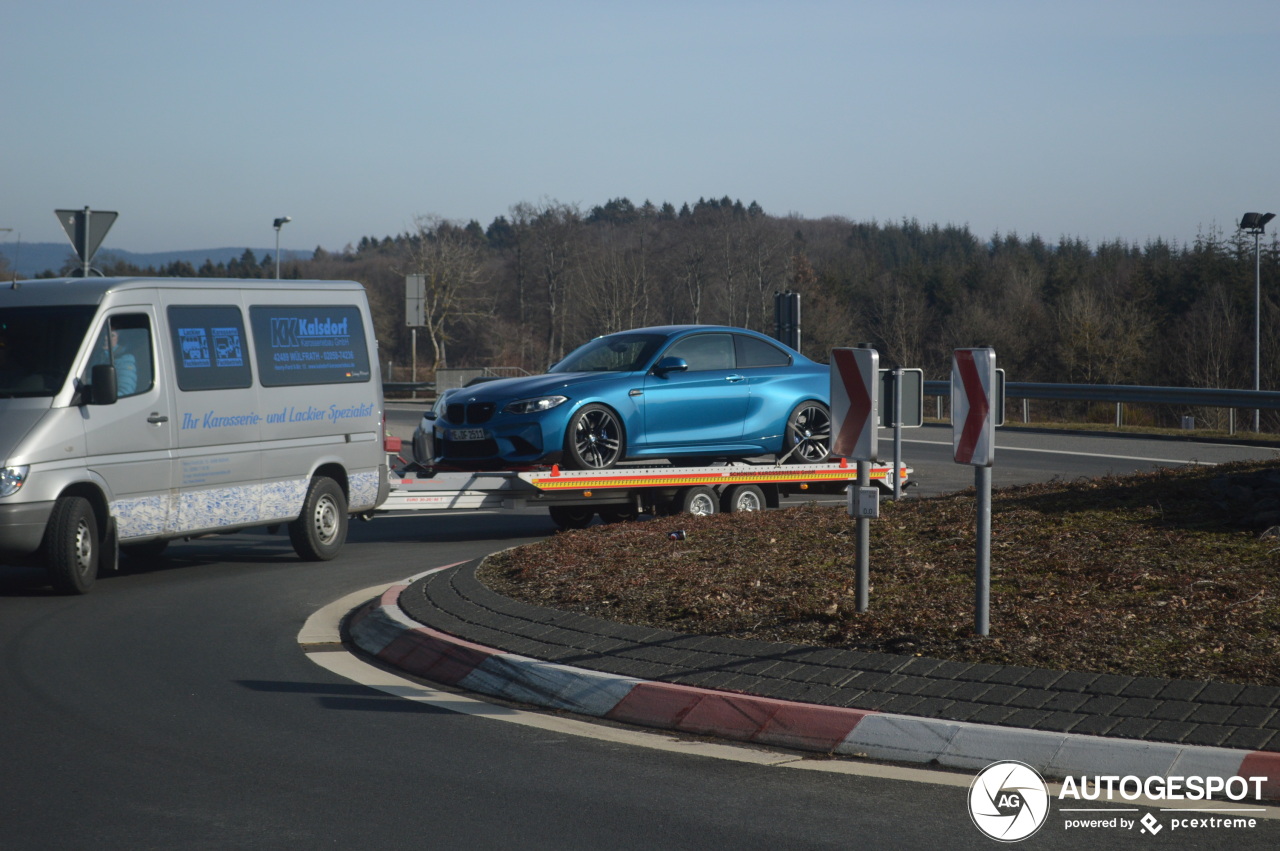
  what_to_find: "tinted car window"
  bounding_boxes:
[734,334,791,368]
[551,333,666,373]
[661,333,734,371]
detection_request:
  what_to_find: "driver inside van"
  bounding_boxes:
[91,324,138,397]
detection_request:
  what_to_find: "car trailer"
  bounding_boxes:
[378,454,910,529]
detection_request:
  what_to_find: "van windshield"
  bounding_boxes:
[0,306,98,398]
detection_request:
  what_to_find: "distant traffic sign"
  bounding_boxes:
[830,346,879,461]
[55,207,117,276]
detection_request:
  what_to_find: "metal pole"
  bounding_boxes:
[81,208,91,278]
[275,227,282,280]
[892,368,903,500]
[975,465,992,636]
[411,328,418,401]
[1256,230,1262,433]
[856,460,870,612]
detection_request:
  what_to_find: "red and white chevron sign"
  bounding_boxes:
[952,348,996,467]
[830,347,878,461]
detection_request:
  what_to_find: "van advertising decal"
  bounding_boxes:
[249,305,370,387]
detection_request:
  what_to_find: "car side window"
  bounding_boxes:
[661,333,734,371]
[734,334,791,368]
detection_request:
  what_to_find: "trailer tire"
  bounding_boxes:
[721,484,766,513]
[677,486,719,517]
[598,505,640,523]
[289,476,348,561]
[549,506,595,529]
[45,496,99,595]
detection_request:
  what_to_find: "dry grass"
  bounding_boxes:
[480,461,1280,685]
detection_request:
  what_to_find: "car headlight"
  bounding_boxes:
[504,395,568,415]
[0,465,29,498]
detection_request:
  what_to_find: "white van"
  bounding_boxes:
[0,277,389,593]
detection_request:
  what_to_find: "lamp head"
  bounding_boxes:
[1239,212,1276,233]
[273,216,292,230]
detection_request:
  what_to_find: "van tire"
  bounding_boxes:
[289,477,348,561]
[46,496,99,595]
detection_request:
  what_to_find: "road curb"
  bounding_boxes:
[349,583,1280,800]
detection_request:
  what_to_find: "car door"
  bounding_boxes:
[81,309,177,539]
[640,332,748,449]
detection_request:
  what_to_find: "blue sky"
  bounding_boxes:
[3,1,1277,255]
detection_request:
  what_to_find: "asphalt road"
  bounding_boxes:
[2,411,1278,849]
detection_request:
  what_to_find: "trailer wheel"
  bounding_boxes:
[45,496,99,595]
[598,505,639,523]
[549,506,595,529]
[782,401,832,464]
[721,484,766,513]
[289,476,348,561]
[678,486,719,517]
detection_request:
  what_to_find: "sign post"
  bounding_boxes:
[405,274,426,399]
[879,367,923,499]
[55,207,117,277]
[831,345,879,611]
[952,347,997,635]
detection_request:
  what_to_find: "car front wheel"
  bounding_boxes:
[564,404,625,469]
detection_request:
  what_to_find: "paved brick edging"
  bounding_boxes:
[348,583,1280,801]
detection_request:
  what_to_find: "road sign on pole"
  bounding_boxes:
[55,207,117,277]
[952,347,996,467]
[830,346,879,461]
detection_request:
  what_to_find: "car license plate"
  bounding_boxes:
[450,428,487,441]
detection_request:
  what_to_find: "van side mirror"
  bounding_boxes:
[89,364,118,405]
[652,356,688,376]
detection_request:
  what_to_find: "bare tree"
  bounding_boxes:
[403,214,487,370]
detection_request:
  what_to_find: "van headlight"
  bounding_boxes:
[0,465,29,497]
[504,395,568,415]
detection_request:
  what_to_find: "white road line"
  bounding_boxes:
[901,438,1222,466]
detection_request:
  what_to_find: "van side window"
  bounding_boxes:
[248,305,371,387]
[87,314,154,398]
[167,306,252,391]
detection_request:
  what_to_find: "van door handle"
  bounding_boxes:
[147,413,169,424]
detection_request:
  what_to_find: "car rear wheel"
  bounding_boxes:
[782,401,832,464]
[564,404,624,470]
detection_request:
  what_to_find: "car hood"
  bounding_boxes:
[449,372,630,402]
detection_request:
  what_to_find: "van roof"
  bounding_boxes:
[0,277,366,307]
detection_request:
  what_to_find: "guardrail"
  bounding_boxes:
[384,381,435,396]
[922,380,1280,433]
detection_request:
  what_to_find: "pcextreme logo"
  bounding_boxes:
[968,761,1051,842]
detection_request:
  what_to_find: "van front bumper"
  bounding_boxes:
[0,500,53,561]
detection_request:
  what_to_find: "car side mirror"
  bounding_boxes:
[652,356,688,376]
[89,363,119,405]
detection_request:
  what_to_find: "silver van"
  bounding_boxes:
[0,277,389,593]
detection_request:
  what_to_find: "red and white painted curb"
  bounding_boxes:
[350,582,1280,801]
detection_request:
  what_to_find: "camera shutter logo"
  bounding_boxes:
[969,761,1050,842]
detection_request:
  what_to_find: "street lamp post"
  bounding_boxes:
[273,216,292,279]
[1239,212,1275,432]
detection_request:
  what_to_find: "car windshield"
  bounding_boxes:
[549,333,667,373]
[0,306,98,398]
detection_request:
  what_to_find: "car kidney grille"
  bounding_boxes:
[445,402,496,424]
[467,403,495,424]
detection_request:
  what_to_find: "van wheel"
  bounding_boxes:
[289,477,348,561]
[46,496,99,594]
